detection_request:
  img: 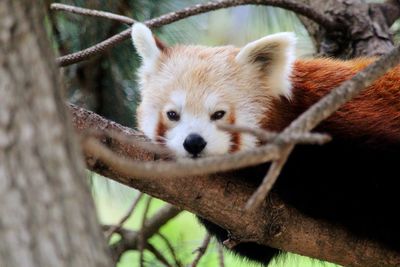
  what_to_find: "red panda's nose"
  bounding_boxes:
[183,133,207,156]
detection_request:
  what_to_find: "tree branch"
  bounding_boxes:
[51,3,135,24]
[105,204,181,262]
[105,192,143,241]
[190,234,211,267]
[52,0,339,67]
[70,104,400,267]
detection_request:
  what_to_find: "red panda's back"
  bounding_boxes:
[289,58,400,146]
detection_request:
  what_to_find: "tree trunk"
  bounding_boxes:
[297,0,397,58]
[0,2,112,267]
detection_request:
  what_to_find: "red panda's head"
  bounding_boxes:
[131,23,296,158]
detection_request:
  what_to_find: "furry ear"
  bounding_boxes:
[131,23,160,70]
[235,32,296,98]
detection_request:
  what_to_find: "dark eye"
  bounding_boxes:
[210,110,226,121]
[166,110,180,121]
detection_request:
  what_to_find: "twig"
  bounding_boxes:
[52,0,339,66]
[156,233,182,267]
[51,3,135,24]
[139,196,153,267]
[217,242,225,267]
[245,146,292,210]
[146,243,173,267]
[105,192,143,241]
[218,124,331,145]
[106,204,181,262]
[190,234,212,267]
[246,44,400,210]
[81,128,174,159]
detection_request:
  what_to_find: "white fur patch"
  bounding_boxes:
[235,32,297,98]
[170,90,186,109]
[139,104,159,141]
[166,113,231,157]
[131,23,160,74]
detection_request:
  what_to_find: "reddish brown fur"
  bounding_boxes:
[228,108,241,153]
[264,58,400,145]
[156,113,166,144]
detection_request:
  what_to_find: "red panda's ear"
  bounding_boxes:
[235,32,296,98]
[131,23,161,71]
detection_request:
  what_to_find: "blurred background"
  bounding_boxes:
[45,0,399,266]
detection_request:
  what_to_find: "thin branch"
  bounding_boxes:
[245,146,292,210]
[217,242,225,267]
[218,124,331,145]
[146,243,173,267]
[53,0,339,66]
[156,233,182,267]
[139,196,153,267]
[190,234,212,267]
[105,192,143,241]
[106,204,181,262]
[81,129,174,159]
[51,3,135,24]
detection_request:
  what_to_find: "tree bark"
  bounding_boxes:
[296,0,398,58]
[0,2,112,267]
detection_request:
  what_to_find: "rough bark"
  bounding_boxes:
[0,2,111,267]
[296,0,398,58]
[71,104,400,267]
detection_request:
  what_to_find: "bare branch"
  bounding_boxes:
[51,3,135,24]
[217,243,225,267]
[105,192,143,241]
[218,124,331,145]
[146,243,173,267]
[156,233,182,267]
[53,0,339,66]
[245,146,292,210]
[139,196,153,267]
[190,234,212,267]
[106,204,181,262]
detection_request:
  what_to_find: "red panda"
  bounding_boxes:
[131,23,400,265]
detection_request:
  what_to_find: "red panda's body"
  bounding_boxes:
[131,24,400,265]
[200,58,400,264]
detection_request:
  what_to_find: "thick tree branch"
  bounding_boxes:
[70,104,400,267]
[52,0,339,66]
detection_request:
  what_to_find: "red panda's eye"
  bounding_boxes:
[210,110,226,121]
[166,110,180,121]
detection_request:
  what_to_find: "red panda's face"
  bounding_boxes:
[136,54,260,157]
[131,24,296,157]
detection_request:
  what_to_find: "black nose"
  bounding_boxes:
[183,133,207,156]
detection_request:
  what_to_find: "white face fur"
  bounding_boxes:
[131,23,296,157]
